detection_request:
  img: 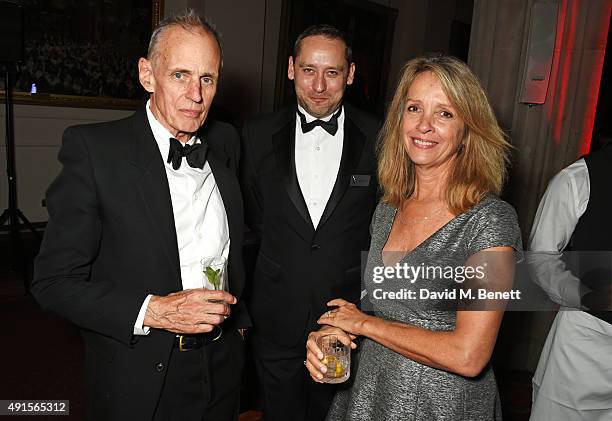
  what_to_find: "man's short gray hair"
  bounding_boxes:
[147,9,223,66]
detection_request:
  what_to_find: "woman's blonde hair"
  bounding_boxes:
[378,55,511,214]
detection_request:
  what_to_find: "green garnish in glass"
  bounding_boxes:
[204,266,222,290]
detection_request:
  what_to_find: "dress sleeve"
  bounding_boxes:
[466,198,523,259]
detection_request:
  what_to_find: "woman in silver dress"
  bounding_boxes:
[305,55,522,420]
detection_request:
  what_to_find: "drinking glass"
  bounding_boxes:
[317,334,350,383]
[201,255,227,292]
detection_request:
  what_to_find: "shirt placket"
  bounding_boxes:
[313,133,325,218]
[189,172,204,244]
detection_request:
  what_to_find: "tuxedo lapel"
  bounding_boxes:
[318,111,366,229]
[272,112,314,230]
[128,109,181,286]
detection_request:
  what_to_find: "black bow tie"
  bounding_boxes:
[297,107,342,136]
[167,137,208,170]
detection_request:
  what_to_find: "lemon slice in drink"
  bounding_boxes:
[334,361,345,377]
[322,355,345,378]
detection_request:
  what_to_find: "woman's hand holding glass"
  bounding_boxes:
[305,323,357,383]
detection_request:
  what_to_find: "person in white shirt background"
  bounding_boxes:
[528,133,612,421]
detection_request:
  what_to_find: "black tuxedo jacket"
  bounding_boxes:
[241,104,380,348]
[31,108,249,420]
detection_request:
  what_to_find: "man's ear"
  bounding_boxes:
[138,57,155,93]
[288,56,295,81]
[346,62,356,86]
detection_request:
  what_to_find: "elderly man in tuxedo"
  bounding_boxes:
[31,10,249,421]
[241,24,381,421]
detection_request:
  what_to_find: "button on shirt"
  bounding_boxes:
[133,101,230,335]
[294,105,344,228]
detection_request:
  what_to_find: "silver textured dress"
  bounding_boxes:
[326,196,522,421]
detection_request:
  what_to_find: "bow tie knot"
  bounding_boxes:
[167,137,208,170]
[297,107,341,136]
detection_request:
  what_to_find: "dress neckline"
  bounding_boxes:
[380,196,492,267]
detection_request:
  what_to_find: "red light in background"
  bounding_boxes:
[552,0,578,143]
[546,0,568,126]
[547,0,610,155]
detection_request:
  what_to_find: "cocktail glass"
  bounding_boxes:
[201,255,227,293]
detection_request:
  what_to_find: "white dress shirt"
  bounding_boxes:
[528,158,612,420]
[294,105,344,228]
[527,159,589,308]
[133,101,230,335]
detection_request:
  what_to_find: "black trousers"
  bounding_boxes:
[153,329,244,421]
[253,334,337,421]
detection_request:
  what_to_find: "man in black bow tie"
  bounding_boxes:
[31,10,249,421]
[241,24,381,421]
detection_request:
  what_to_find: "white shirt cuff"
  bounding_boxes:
[133,294,153,336]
